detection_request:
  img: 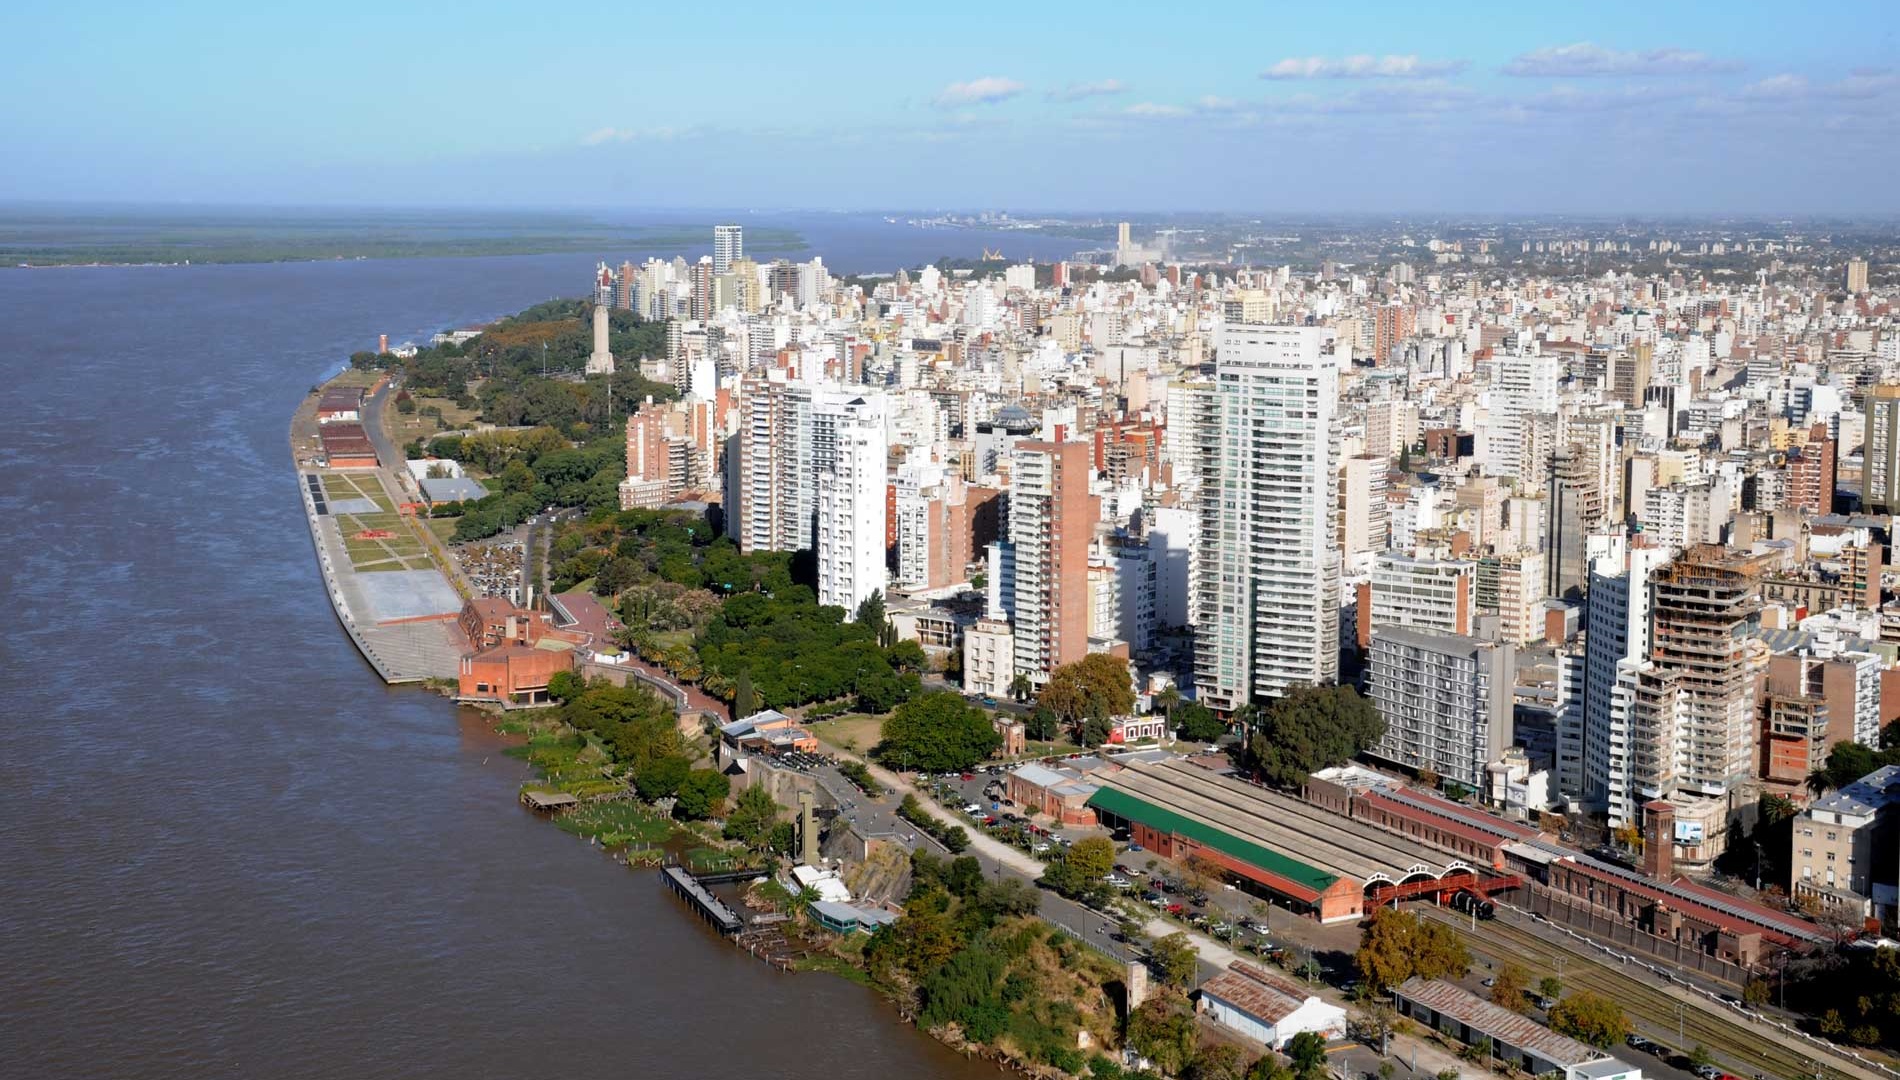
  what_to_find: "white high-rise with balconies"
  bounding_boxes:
[713,224,744,275]
[814,392,887,617]
[1195,323,1341,711]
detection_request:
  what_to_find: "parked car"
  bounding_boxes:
[1105,874,1133,890]
[1693,1066,1722,1080]
[1166,903,1185,916]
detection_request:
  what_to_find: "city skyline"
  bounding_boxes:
[5,0,1898,214]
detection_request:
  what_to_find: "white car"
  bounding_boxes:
[963,803,983,816]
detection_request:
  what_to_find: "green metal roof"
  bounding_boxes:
[1087,786,1340,895]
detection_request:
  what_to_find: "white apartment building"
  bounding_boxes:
[1368,552,1475,639]
[963,618,1015,700]
[1195,324,1341,710]
[712,224,743,275]
[814,393,888,617]
[1483,348,1559,482]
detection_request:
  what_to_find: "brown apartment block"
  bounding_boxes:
[1012,441,1096,681]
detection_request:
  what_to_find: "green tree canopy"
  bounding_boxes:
[633,754,691,801]
[673,768,730,820]
[1038,653,1136,727]
[1548,991,1629,1049]
[876,693,1001,773]
[722,782,781,848]
[1150,931,1200,989]
[1246,684,1385,789]
[1128,998,1197,1076]
[1285,1031,1329,1080]
[1175,701,1227,743]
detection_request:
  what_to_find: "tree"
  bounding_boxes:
[547,669,582,702]
[1044,835,1117,899]
[1536,975,1563,1003]
[1355,908,1471,992]
[766,820,797,855]
[633,755,691,801]
[1247,1057,1294,1080]
[1127,998,1197,1076]
[1743,977,1772,1009]
[1175,701,1227,744]
[1117,915,1148,945]
[1548,991,1629,1049]
[1687,1046,1714,1070]
[875,693,1001,773]
[1025,705,1061,741]
[1079,714,1114,748]
[1760,793,1798,826]
[1285,1031,1329,1080]
[1246,684,1384,790]
[1491,962,1531,1013]
[854,589,887,632]
[1150,931,1200,988]
[722,782,781,848]
[733,669,758,719]
[673,768,731,820]
[1008,672,1034,704]
[1187,1044,1247,1080]
[1038,653,1136,726]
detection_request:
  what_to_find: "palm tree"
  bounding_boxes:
[1008,672,1034,704]
[1155,685,1182,718]
[1807,768,1835,798]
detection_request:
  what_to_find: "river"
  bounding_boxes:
[0,224,1073,1078]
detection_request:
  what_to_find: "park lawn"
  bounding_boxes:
[807,714,886,755]
[425,516,459,542]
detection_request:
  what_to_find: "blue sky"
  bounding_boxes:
[5,0,1898,213]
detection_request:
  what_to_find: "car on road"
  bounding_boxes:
[962,803,982,815]
[1240,920,1270,936]
[1693,1067,1722,1080]
[1481,977,1496,987]
[1625,1036,1652,1053]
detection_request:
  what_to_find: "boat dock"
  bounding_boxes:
[661,866,744,935]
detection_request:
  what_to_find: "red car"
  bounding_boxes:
[1166,903,1185,916]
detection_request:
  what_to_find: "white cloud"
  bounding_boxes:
[1197,95,1240,111]
[1123,102,1190,118]
[932,76,1025,107]
[580,126,691,146]
[1048,79,1127,102]
[1740,73,1808,100]
[1262,54,1467,80]
[1503,42,1740,77]
[1832,68,1900,99]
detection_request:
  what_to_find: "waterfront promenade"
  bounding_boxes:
[292,372,464,683]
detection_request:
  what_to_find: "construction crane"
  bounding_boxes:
[981,247,1005,261]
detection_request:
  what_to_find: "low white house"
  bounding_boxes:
[1196,962,1346,1049]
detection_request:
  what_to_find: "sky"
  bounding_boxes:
[4,0,1898,215]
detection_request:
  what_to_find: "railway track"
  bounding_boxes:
[1420,907,1880,1080]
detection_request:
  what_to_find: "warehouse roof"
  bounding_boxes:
[1395,978,1614,1069]
[1095,759,1466,888]
[1088,786,1340,896]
